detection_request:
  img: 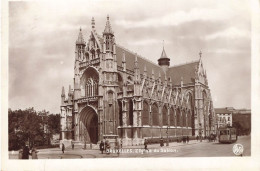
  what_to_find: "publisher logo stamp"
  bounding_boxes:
[233,144,244,156]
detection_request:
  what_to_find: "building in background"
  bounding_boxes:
[60,16,216,146]
[215,107,251,135]
[215,108,232,128]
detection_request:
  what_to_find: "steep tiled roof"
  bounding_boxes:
[166,61,199,86]
[215,108,232,114]
[116,45,165,80]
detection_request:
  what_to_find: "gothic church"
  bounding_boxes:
[60,16,216,146]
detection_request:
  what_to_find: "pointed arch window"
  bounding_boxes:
[85,78,98,97]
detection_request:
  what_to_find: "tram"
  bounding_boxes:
[218,127,237,143]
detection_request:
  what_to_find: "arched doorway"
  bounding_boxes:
[79,106,98,144]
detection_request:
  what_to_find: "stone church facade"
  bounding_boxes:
[60,16,217,146]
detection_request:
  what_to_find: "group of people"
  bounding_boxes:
[18,145,38,159]
[99,138,121,155]
[196,134,217,142]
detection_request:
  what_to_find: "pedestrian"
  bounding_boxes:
[18,148,23,159]
[120,139,123,148]
[187,136,189,143]
[160,138,164,147]
[62,143,65,154]
[99,140,104,154]
[177,137,179,143]
[196,135,199,141]
[144,139,149,152]
[72,142,74,150]
[31,147,38,159]
[22,145,30,159]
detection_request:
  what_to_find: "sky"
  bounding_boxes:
[8,0,251,114]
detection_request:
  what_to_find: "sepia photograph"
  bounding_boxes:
[2,0,260,170]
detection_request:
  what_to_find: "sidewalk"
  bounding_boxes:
[9,139,211,159]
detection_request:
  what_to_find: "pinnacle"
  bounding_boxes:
[76,27,85,45]
[61,86,65,96]
[122,51,126,62]
[92,17,95,29]
[103,15,114,35]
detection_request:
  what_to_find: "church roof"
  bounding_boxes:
[167,61,199,85]
[215,108,233,114]
[116,45,166,81]
[116,45,200,85]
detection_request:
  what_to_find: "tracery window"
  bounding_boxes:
[85,78,98,97]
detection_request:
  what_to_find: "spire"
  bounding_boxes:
[103,15,114,35]
[122,51,126,63]
[76,27,85,45]
[160,41,168,59]
[199,50,202,59]
[158,41,170,69]
[134,53,138,69]
[91,17,95,29]
[68,85,72,96]
[61,86,65,97]
[143,64,147,78]
[152,69,155,80]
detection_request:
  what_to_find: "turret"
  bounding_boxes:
[158,43,170,72]
[103,15,115,53]
[75,28,86,61]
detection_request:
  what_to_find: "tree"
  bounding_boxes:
[8,108,60,150]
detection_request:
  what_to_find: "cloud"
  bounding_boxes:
[8,1,251,113]
[206,27,251,40]
[115,8,233,28]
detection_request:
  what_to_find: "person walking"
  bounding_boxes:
[72,142,74,150]
[99,141,105,154]
[144,139,149,152]
[22,145,30,159]
[62,143,65,154]
[196,135,199,141]
[31,147,38,159]
[160,138,164,147]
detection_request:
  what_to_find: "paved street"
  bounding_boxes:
[9,135,250,159]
